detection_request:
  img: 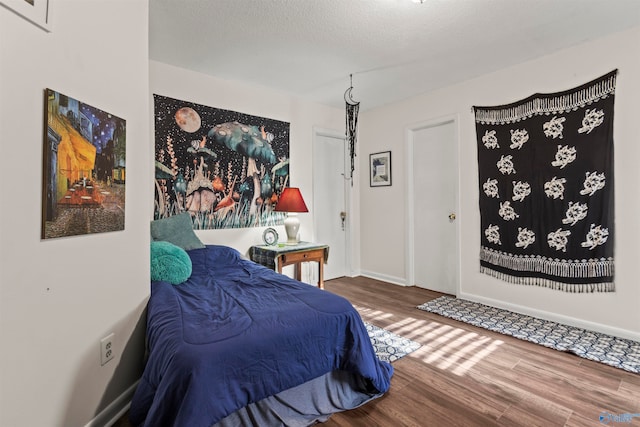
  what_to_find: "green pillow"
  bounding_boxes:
[150,213,205,251]
[150,241,193,285]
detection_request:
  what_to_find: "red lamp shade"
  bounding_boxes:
[274,187,309,213]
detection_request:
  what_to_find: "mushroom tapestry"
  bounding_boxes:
[153,94,290,229]
[473,70,617,292]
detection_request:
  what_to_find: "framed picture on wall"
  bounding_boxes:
[0,0,51,32]
[369,151,392,187]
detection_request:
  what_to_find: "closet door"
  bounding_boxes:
[313,130,349,280]
[411,120,458,294]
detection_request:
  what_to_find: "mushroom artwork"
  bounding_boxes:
[271,158,289,194]
[154,160,175,217]
[185,135,218,214]
[153,94,292,228]
[208,121,278,217]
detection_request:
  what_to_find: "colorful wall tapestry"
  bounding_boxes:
[474,70,617,292]
[153,94,289,229]
[42,88,126,239]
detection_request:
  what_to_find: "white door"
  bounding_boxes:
[313,130,348,280]
[410,119,458,294]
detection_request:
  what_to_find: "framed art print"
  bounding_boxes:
[42,88,126,239]
[0,0,51,32]
[370,151,391,187]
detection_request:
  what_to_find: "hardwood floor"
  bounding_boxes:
[322,277,640,427]
[116,276,640,426]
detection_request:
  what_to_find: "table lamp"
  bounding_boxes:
[274,187,309,244]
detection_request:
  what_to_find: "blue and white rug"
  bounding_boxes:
[364,322,421,363]
[417,296,640,374]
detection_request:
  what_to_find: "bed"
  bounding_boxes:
[130,243,393,427]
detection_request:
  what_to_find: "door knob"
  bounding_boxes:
[340,211,347,230]
[449,213,456,220]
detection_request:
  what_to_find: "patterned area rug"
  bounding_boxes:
[417,296,640,374]
[364,322,421,363]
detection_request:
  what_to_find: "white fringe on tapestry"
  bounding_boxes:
[480,267,615,293]
[474,73,617,124]
[480,247,614,278]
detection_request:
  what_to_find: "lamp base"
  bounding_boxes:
[283,213,300,245]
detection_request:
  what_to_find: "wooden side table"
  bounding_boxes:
[250,242,329,289]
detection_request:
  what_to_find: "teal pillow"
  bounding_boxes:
[150,241,193,285]
[150,212,205,251]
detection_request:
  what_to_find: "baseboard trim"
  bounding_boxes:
[85,380,139,427]
[458,292,640,342]
[359,270,408,287]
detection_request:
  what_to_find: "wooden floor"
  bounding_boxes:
[322,277,640,427]
[116,276,640,426]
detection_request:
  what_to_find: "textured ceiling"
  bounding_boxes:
[150,0,640,111]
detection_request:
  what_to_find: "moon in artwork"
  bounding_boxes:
[175,107,201,133]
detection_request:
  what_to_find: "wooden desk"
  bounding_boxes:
[250,242,329,289]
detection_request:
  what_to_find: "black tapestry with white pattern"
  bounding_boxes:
[474,70,617,292]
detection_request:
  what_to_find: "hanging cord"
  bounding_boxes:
[345,74,360,186]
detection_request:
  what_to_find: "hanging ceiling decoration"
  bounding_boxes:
[344,74,360,185]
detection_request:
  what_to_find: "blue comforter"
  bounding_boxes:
[130,245,393,427]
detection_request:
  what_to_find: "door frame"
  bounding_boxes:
[312,127,353,278]
[405,114,461,294]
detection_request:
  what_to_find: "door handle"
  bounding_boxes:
[340,211,347,230]
[449,213,456,221]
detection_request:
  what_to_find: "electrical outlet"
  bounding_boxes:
[100,333,115,366]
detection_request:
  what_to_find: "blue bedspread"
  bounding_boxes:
[130,245,393,427]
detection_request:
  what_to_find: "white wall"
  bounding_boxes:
[1,5,634,424]
[359,27,640,340]
[149,61,349,267]
[0,1,150,426]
